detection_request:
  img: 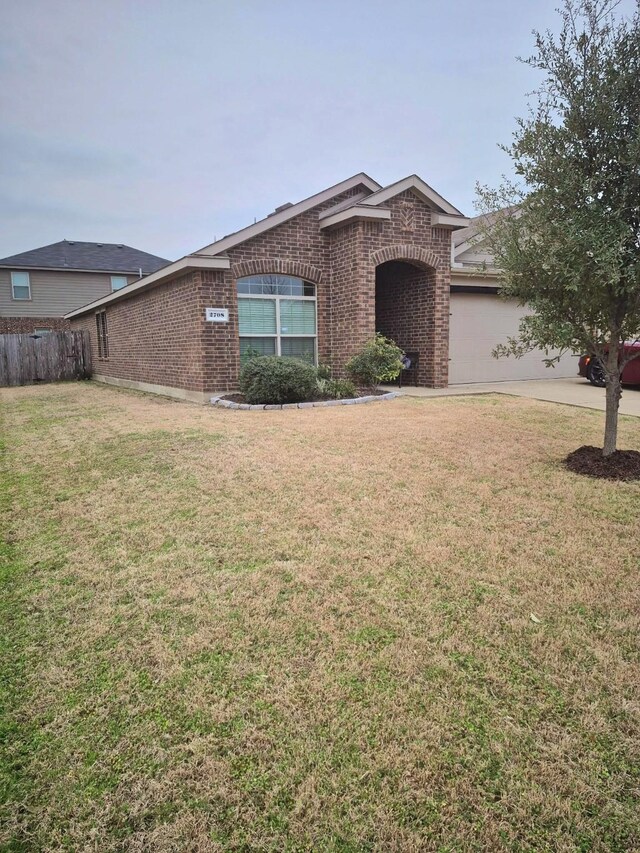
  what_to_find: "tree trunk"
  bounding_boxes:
[603,376,621,456]
[603,342,622,457]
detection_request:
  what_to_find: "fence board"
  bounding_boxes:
[0,331,91,387]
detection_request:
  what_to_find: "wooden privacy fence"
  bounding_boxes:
[0,331,91,387]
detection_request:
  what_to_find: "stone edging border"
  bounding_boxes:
[210,391,399,410]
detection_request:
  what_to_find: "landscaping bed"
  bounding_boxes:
[212,388,396,410]
[565,444,640,480]
[234,334,405,408]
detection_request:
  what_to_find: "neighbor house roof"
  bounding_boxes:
[452,207,521,250]
[452,215,485,248]
[66,172,469,319]
[0,240,170,274]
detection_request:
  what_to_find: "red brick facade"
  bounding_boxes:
[0,316,70,334]
[70,182,455,397]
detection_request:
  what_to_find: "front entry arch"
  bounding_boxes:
[374,259,438,387]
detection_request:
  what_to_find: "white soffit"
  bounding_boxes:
[319,206,391,230]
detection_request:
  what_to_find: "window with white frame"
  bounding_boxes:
[96,310,109,358]
[237,274,317,363]
[110,275,128,291]
[11,271,31,300]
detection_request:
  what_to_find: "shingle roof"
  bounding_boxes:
[0,240,170,274]
[453,207,520,247]
[452,214,486,247]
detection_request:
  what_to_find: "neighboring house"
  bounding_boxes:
[450,215,577,382]
[65,173,575,403]
[0,240,170,334]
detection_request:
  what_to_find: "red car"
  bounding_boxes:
[579,342,640,387]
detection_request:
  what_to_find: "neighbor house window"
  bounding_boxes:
[111,275,128,291]
[33,328,52,335]
[237,274,316,363]
[11,271,31,300]
[96,311,109,358]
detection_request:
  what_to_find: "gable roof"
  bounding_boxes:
[193,173,381,257]
[359,175,464,217]
[317,174,471,231]
[0,240,170,274]
[65,172,469,319]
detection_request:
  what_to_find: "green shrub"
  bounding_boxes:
[316,377,358,400]
[346,334,403,386]
[239,356,318,404]
[317,363,332,381]
[240,345,262,364]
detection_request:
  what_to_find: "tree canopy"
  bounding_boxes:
[477,0,640,455]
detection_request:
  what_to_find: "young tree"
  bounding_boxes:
[477,0,640,456]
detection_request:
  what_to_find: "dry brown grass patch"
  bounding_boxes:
[1,381,639,851]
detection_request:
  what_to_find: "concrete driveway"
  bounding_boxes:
[389,377,640,417]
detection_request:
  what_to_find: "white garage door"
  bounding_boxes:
[448,292,578,384]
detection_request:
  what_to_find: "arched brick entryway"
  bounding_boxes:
[370,244,440,270]
[375,259,438,386]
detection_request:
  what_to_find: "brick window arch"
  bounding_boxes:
[231,258,323,283]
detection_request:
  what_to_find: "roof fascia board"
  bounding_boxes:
[0,265,154,275]
[318,206,391,230]
[317,192,370,220]
[195,173,381,256]
[450,266,499,279]
[431,212,470,230]
[452,233,485,259]
[361,175,463,216]
[64,256,230,318]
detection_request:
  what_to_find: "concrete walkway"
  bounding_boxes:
[382,377,640,417]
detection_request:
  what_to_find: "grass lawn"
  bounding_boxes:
[1,382,639,852]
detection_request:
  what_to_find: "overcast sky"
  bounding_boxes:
[0,0,631,261]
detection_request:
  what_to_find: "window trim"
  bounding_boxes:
[95,310,109,359]
[11,271,31,301]
[237,277,317,364]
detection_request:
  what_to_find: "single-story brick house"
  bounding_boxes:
[66,173,576,402]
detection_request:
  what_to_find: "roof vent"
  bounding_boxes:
[96,243,103,247]
[274,202,293,213]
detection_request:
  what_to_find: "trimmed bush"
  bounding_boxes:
[239,356,318,404]
[316,377,358,400]
[346,334,403,386]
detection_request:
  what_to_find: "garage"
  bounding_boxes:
[448,289,578,384]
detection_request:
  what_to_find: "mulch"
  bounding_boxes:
[564,445,640,481]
